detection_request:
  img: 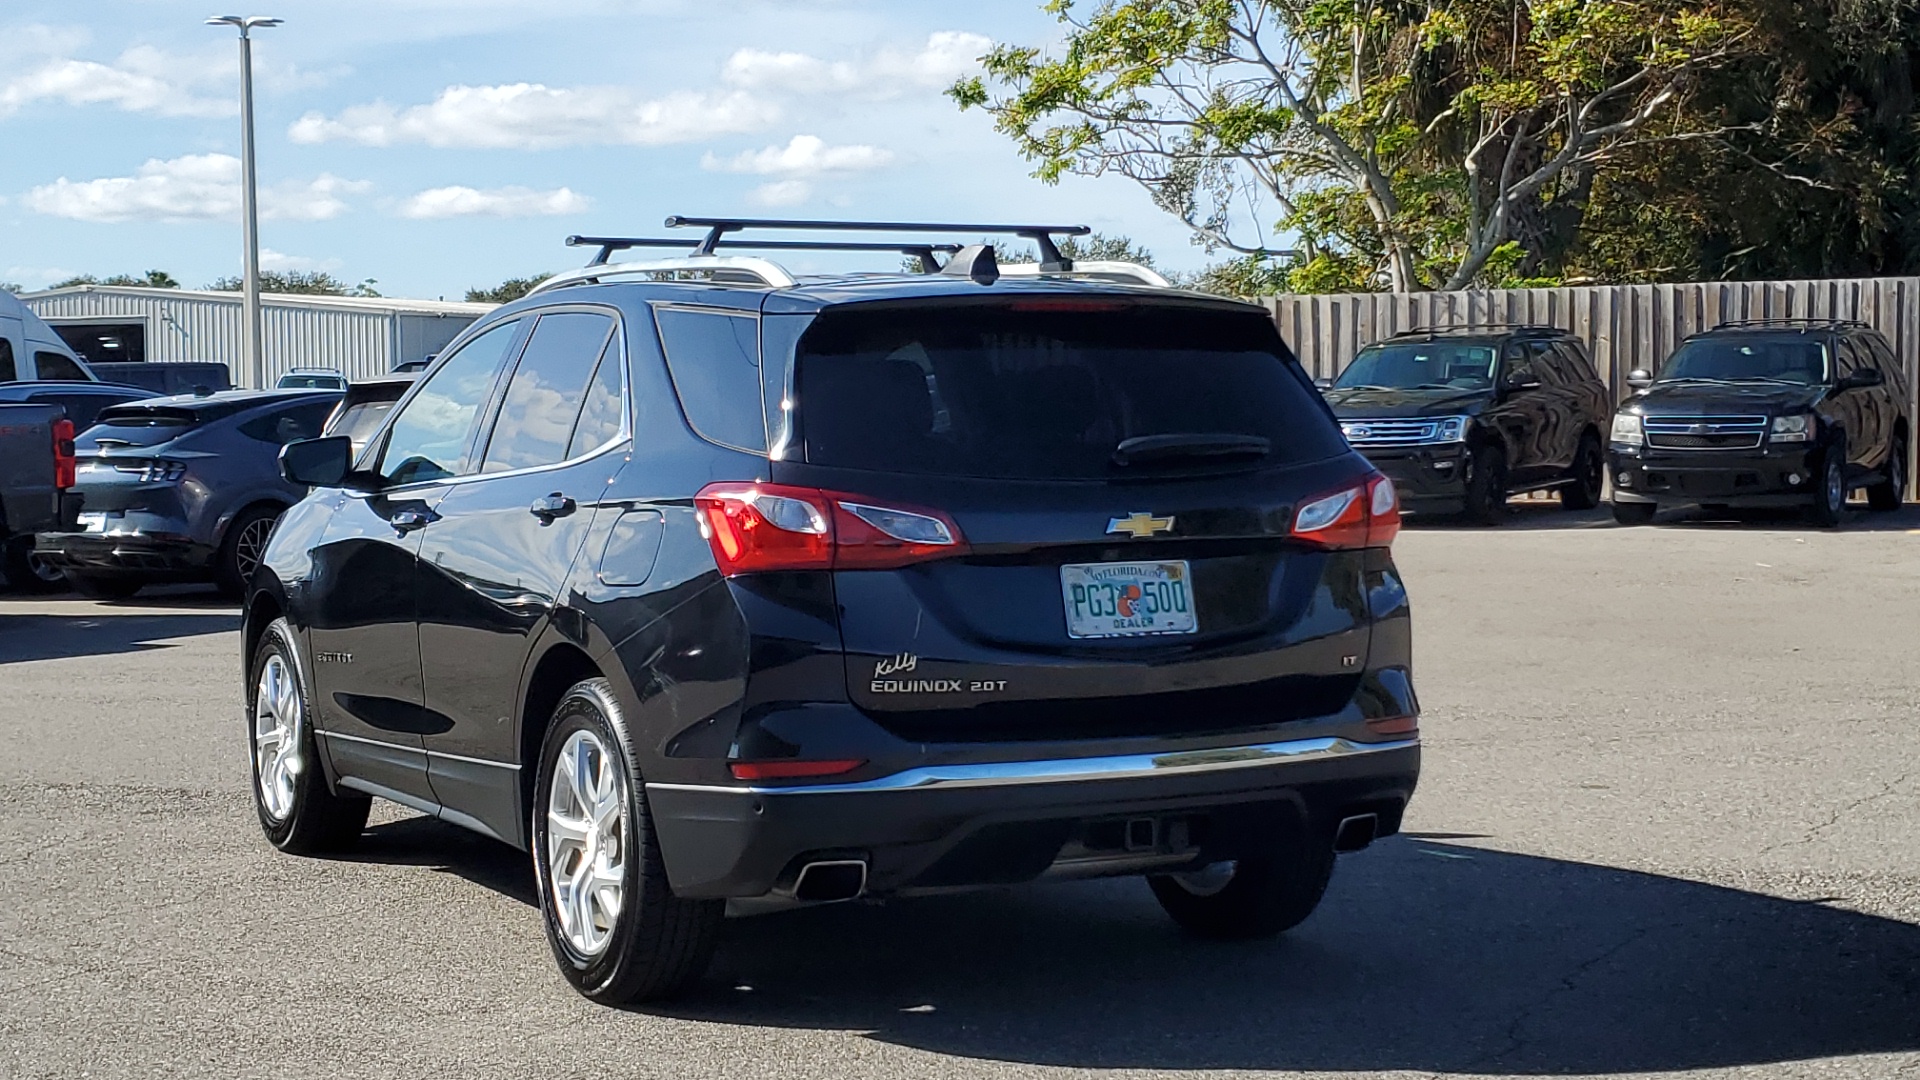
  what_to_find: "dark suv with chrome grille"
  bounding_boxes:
[1322,326,1610,523]
[245,217,1420,1005]
[1608,320,1910,526]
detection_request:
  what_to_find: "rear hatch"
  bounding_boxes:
[764,298,1384,743]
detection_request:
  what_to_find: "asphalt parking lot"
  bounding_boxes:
[3,503,1919,1079]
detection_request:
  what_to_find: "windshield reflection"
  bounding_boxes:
[1334,342,1498,391]
[1658,337,1828,385]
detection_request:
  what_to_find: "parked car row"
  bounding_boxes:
[1321,318,1911,527]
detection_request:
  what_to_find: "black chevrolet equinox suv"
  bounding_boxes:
[1322,326,1611,522]
[245,217,1420,1003]
[1609,319,1910,526]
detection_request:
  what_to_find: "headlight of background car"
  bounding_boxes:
[1770,414,1814,442]
[1433,415,1468,443]
[1610,413,1644,446]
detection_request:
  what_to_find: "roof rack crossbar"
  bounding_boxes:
[659,216,1091,272]
[1388,323,1563,337]
[567,235,963,273]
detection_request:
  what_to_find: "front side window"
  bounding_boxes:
[376,320,521,485]
[35,351,87,381]
[655,307,765,452]
[1659,335,1828,386]
[1501,344,1535,385]
[479,312,616,473]
[1335,341,1499,391]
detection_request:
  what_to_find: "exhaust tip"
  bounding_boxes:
[1333,813,1379,853]
[793,859,868,903]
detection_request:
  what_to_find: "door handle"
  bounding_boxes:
[530,493,577,523]
[390,509,431,533]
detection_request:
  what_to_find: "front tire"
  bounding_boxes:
[1809,440,1847,528]
[1148,821,1335,939]
[1867,435,1906,512]
[532,678,722,1005]
[1462,445,1509,525]
[1562,434,1604,510]
[250,617,370,854]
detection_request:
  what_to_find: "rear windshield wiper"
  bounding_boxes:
[1112,433,1271,467]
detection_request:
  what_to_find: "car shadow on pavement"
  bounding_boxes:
[631,838,1920,1075]
[351,814,538,906]
[0,611,240,665]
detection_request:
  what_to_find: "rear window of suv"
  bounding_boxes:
[79,403,246,449]
[794,302,1343,479]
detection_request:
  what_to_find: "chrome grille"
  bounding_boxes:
[1643,415,1766,451]
[1341,419,1441,446]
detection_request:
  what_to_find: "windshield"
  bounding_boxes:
[1659,336,1828,385]
[279,373,343,389]
[1335,341,1498,390]
[794,303,1344,480]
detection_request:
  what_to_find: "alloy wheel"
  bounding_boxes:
[546,730,629,959]
[233,517,274,584]
[1826,457,1844,515]
[26,551,63,585]
[1167,860,1238,897]
[252,654,304,821]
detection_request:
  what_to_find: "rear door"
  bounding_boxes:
[774,299,1371,745]
[1489,341,1550,482]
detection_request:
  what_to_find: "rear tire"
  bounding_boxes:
[1562,434,1604,510]
[1149,821,1336,940]
[66,573,141,599]
[3,537,64,594]
[1610,501,1657,525]
[1808,440,1847,528]
[250,617,371,854]
[1867,435,1906,512]
[533,678,723,1004]
[1462,446,1509,525]
[216,505,281,598]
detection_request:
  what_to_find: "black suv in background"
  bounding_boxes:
[1608,319,1910,526]
[1321,327,1611,522]
[248,218,1420,1005]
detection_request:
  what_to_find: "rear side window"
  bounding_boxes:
[655,307,765,452]
[376,319,521,484]
[794,304,1344,479]
[567,336,626,459]
[237,400,335,445]
[0,341,15,382]
[480,312,616,473]
[35,351,87,381]
[1553,340,1601,383]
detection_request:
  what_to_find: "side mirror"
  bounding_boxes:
[1625,369,1653,390]
[1313,376,1334,390]
[1838,367,1885,391]
[280,436,353,488]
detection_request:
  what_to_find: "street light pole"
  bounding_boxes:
[207,15,282,390]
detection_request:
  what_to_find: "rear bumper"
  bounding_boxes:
[646,736,1419,899]
[1608,445,1819,505]
[32,531,215,578]
[1355,445,1471,511]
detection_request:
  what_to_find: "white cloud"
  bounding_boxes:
[4,266,79,290]
[259,249,344,273]
[749,180,812,207]
[22,155,370,223]
[703,135,894,176]
[289,84,775,150]
[398,185,591,219]
[722,31,989,99]
[0,54,230,118]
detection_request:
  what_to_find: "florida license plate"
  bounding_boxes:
[1060,561,1197,639]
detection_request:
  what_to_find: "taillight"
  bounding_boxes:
[51,420,75,490]
[1290,474,1399,549]
[728,758,864,781]
[695,482,968,575]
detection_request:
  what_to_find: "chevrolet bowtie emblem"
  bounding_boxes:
[1107,512,1175,539]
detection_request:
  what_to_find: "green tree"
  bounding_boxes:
[954,0,1750,291]
[466,275,550,304]
[207,270,380,296]
[52,270,180,289]
[0,282,20,294]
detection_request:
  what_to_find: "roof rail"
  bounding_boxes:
[659,216,1091,271]
[528,255,798,296]
[567,235,965,273]
[1711,317,1869,330]
[1389,323,1563,338]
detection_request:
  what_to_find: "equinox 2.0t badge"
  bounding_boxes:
[1107,512,1175,539]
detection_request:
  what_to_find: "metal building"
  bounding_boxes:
[19,286,495,387]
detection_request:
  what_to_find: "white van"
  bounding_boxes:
[0,291,95,382]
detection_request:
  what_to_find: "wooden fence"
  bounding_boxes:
[1265,278,1920,405]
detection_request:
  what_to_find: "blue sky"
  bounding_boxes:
[0,0,1237,300]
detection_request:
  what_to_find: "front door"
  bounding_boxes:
[309,315,528,809]
[417,309,626,844]
[1490,342,1551,483]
